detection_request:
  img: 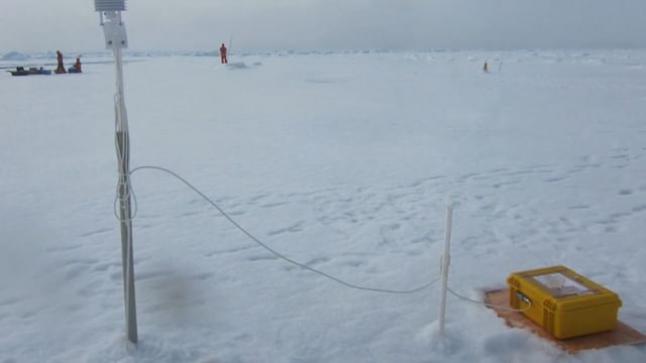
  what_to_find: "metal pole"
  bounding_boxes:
[114,45,138,345]
[438,204,453,336]
[96,1,137,344]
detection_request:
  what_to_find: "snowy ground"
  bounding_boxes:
[1,50,646,362]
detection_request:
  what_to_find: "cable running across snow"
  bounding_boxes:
[446,286,532,312]
[126,165,439,294]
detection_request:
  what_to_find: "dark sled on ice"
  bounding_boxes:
[7,66,52,76]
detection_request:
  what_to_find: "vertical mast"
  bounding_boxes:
[95,0,138,344]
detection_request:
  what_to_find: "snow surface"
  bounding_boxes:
[1,50,646,362]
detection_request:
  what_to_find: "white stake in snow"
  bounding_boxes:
[438,204,453,337]
[95,0,138,344]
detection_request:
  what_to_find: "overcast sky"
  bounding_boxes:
[2,0,646,53]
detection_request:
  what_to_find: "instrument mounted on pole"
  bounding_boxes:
[95,0,138,345]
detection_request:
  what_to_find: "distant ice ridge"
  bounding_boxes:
[1,51,29,61]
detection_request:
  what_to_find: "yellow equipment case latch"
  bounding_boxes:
[507,265,622,339]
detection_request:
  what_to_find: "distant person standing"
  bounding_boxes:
[220,43,228,64]
[55,50,66,74]
[483,61,489,73]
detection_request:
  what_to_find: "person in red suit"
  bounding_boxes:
[219,43,228,64]
[55,50,66,74]
[73,57,82,72]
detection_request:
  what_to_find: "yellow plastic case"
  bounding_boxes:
[507,265,622,339]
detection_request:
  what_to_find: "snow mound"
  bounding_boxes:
[226,61,261,70]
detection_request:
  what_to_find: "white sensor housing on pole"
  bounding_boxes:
[96,0,128,50]
[95,0,138,344]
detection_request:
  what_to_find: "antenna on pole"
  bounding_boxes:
[95,0,138,344]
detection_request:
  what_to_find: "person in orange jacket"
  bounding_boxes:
[55,50,66,74]
[73,56,82,72]
[220,43,228,64]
